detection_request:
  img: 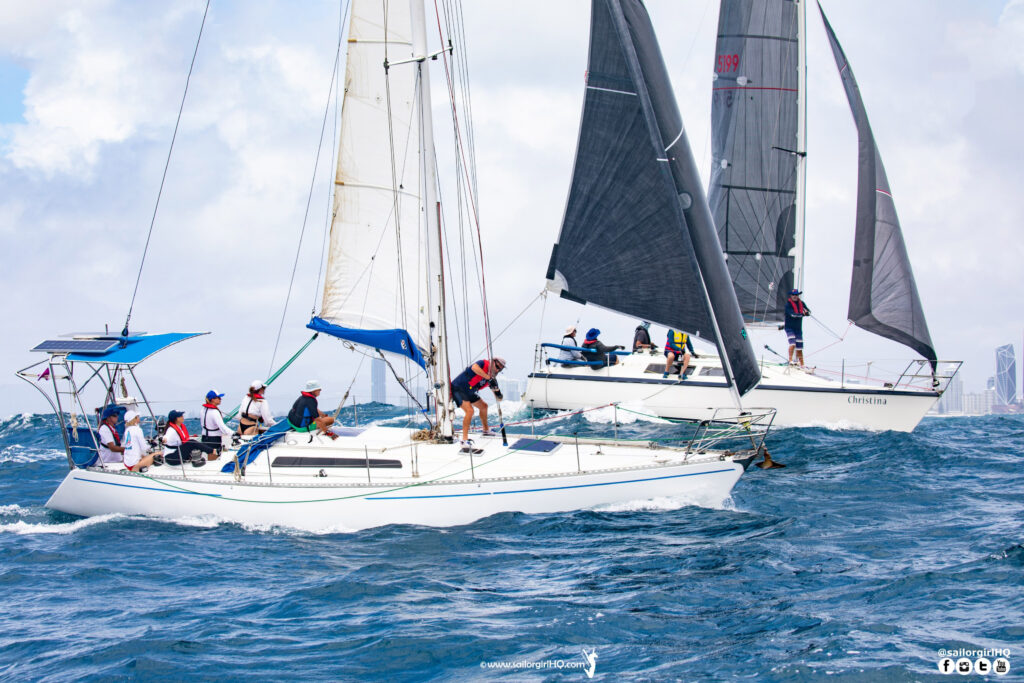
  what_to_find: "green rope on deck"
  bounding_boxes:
[224,333,319,421]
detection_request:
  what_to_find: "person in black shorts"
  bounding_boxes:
[450,358,506,448]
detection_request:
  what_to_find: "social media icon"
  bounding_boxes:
[993,657,1010,675]
[938,657,955,674]
[976,658,991,675]
[957,658,972,675]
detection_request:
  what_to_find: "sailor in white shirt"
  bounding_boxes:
[122,409,156,472]
[238,380,276,435]
[200,390,233,455]
[96,406,126,465]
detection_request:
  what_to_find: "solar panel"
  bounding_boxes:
[32,339,118,354]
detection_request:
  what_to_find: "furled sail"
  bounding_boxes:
[546,0,760,394]
[312,0,431,369]
[820,6,936,364]
[708,0,801,324]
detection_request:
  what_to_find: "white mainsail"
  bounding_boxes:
[318,1,434,362]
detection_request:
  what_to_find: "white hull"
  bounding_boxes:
[46,425,750,531]
[524,352,941,432]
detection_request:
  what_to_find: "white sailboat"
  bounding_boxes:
[20,0,773,532]
[523,0,961,432]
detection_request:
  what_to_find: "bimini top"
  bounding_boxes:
[32,332,208,365]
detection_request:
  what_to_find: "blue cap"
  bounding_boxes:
[205,390,224,401]
[585,328,600,341]
[168,410,185,421]
[789,289,801,296]
[100,406,119,420]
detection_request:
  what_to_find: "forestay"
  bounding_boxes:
[546,0,760,394]
[317,1,434,368]
[820,7,936,365]
[708,0,801,324]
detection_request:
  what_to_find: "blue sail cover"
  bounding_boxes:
[547,0,760,394]
[307,317,426,369]
[819,7,936,365]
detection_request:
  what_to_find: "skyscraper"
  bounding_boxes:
[995,344,1016,406]
[371,357,387,404]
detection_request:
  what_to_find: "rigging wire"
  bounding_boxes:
[122,0,211,336]
[268,12,347,375]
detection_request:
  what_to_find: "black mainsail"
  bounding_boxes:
[708,0,801,324]
[546,0,760,395]
[820,6,936,365]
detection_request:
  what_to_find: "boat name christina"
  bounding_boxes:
[848,395,887,405]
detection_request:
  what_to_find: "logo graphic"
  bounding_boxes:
[975,658,991,675]
[938,657,954,674]
[957,658,972,675]
[581,648,598,679]
[994,657,1010,675]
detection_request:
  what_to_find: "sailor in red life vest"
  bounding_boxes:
[162,410,216,467]
[199,390,233,457]
[663,329,698,380]
[450,358,506,448]
[96,406,126,464]
[238,380,276,435]
[783,289,811,367]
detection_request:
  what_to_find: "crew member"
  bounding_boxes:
[96,406,125,465]
[122,409,156,472]
[664,329,697,379]
[451,358,506,448]
[633,321,653,352]
[559,325,583,365]
[784,289,811,367]
[200,390,233,452]
[239,380,276,435]
[162,410,216,466]
[287,380,336,439]
[581,328,623,368]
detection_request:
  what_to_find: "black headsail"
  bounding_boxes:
[819,6,936,365]
[708,0,801,324]
[546,0,760,394]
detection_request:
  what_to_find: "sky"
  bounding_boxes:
[1,0,1022,418]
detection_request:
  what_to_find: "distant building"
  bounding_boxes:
[935,375,963,414]
[995,344,1017,406]
[371,357,387,404]
[963,390,994,416]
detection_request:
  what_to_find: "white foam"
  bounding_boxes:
[0,504,30,515]
[0,445,65,464]
[593,492,734,513]
[0,513,125,535]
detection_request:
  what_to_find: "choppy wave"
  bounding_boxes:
[0,410,1020,679]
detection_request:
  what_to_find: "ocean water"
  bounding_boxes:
[0,407,1021,681]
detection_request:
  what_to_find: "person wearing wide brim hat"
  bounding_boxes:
[287,380,337,439]
[581,328,624,368]
[450,357,507,450]
[783,289,811,367]
[559,325,583,365]
[96,405,126,465]
[239,380,276,436]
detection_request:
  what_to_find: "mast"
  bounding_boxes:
[793,0,808,291]
[410,0,453,436]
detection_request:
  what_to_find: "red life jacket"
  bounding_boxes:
[168,421,190,443]
[101,422,121,446]
[301,391,317,398]
[468,360,490,388]
[788,298,807,315]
